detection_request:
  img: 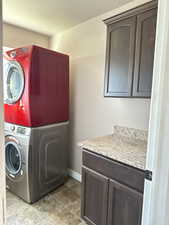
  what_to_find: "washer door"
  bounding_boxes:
[4,61,25,104]
[5,141,22,176]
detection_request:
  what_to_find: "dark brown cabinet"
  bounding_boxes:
[108,180,143,225]
[104,1,157,98]
[81,167,108,225]
[81,150,145,225]
[133,9,157,97]
[105,17,136,97]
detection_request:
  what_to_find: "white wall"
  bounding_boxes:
[51,0,151,174]
[3,23,50,48]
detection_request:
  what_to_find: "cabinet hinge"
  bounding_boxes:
[145,170,152,181]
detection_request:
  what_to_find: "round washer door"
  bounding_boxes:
[4,61,25,104]
[5,140,22,177]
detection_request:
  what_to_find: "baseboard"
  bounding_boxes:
[68,169,82,182]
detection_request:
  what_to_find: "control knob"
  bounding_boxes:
[10,126,15,132]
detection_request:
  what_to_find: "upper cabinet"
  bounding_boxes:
[105,17,136,97]
[133,9,157,97]
[104,1,157,98]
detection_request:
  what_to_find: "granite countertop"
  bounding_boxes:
[79,126,148,170]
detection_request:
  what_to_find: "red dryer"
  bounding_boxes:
[3,45,69,127]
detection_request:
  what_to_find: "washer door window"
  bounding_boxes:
[5,142,22,176]
[4,61,24,104]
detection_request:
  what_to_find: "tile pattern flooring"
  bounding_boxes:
[6,178,87,225]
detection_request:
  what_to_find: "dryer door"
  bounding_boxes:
[5,139,22,178]
[4,61,24,104]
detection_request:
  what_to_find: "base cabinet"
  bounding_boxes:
[107,180,143,225]
[81,167,108,225]
[81,150,145,225]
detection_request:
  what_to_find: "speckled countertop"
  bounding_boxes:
[79,126,148,170]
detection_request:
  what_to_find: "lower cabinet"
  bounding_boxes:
[81,167,108,225]
[108,180,143,225]
[81,150,145,225]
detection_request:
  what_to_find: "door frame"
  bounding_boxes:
[141,0,169,224]
[0,0,6,224]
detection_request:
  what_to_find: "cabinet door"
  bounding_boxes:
[133,9,157,97]
[81,167,108,225]
[104,17,136,97]
[108,179,143,225]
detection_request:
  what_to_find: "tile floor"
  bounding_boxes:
[6,178,87,225]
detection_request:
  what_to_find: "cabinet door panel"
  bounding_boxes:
[104,17,136,97]
[108,179,143,225]
[81,167,108,225]
[133,9,157,97]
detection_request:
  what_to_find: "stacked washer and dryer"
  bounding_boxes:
[3,46,69,203]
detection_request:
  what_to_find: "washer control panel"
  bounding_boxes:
[4,123,31,136]
[17,127,26,135]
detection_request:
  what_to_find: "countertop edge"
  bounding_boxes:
[78,134,147,171]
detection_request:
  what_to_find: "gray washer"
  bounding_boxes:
[4,122,68,203]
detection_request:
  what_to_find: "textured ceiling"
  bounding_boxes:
[3,0,132,36]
